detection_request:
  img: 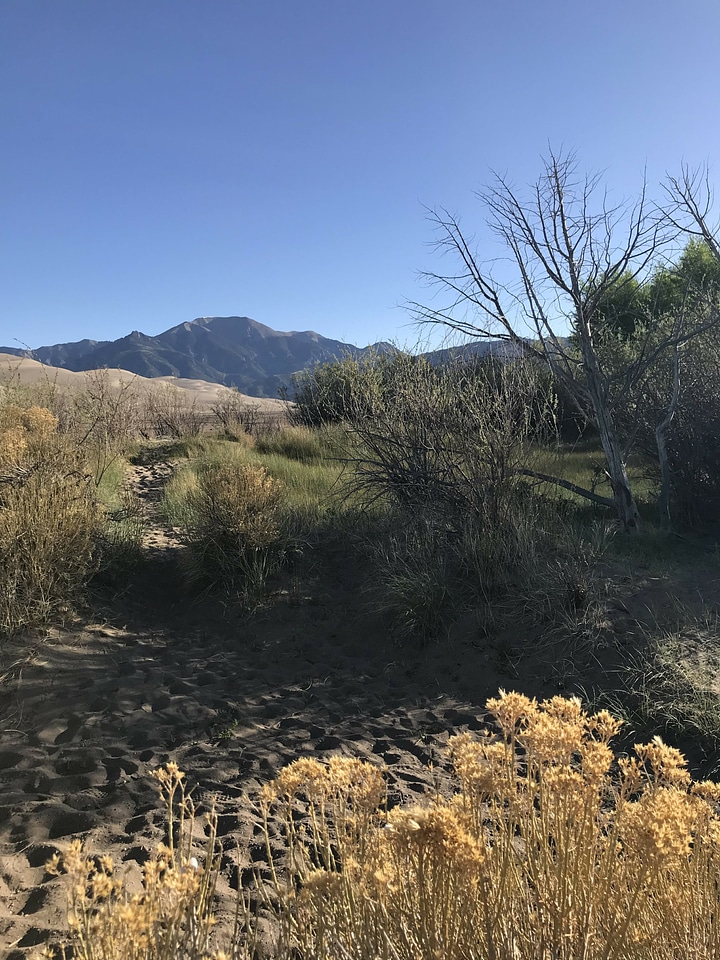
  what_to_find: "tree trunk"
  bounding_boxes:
[579,325,641,532]
[655,344,681,527]
[599,422,641,531]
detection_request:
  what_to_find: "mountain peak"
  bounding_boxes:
[0,316,370,397]
[0,316,509,399]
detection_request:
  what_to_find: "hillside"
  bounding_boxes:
[1,315,517,399]
[1,316,393,399]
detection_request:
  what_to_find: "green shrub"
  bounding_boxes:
[180,461,284,602]
[288,352,388,427]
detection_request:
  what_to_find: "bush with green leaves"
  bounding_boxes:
[288,351,388,427]
[594,240,720,526]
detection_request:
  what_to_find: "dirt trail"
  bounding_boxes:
[124,455,184,554]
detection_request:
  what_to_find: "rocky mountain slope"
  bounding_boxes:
[1,315,507,398]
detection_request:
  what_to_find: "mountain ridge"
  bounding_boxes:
[0,315,502,398]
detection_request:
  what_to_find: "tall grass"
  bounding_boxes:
[255,424,347,463]
[532,442,659,512]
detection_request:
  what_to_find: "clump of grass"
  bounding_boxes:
[367,516,458,643]
[180,460,285,603]
[0,404,100,635]
[616,611,720,753]
[44,763,232,960]
[94,490,146,587]
[161,467,202,528]
[95,454,133,510]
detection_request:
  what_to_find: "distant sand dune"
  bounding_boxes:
[0,353,288,414]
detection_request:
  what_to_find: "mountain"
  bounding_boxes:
[0,338,114,366]
[1,317,392,398]
[423,339,525,366]
[1,315,512,399]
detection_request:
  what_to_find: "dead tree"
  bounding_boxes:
[411,151,695,531]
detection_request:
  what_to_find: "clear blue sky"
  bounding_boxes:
[2,0,720,351]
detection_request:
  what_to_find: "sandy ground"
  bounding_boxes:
[0,456,529,958]
[2,456,720,957]
[0,585,522,955]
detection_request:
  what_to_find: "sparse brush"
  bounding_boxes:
[0,405,99,635]
[44,763,233,960]
[616,610,720,752]
[180,461,285,603]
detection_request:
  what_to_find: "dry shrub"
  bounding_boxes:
[211,393,261,439]
[182,461,284,601]
[44,764,231,960]
[0,404,58,463]
[260,693,720,960]
[0,405,99,634]
[48,695,720,959]
[143,385,206,439]
[66,369,143,484]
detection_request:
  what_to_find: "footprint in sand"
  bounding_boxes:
[19,887,48,916]
[24,844,60,868]
[48,808,95,839]
[36,715,84,746]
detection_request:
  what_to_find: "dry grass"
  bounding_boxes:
[0,404,100,635]
[612,610,720,751]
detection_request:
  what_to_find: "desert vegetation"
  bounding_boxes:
[44,694,720,959]
[5,156,720,957]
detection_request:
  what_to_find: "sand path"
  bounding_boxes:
[0,452,534,958]
[4,451,681,957]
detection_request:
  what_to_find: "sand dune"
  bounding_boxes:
[0,353,288,414]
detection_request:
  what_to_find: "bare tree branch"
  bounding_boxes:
[410,150,684,531]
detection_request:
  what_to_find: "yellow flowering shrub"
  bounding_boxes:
[44,764,228,960]
[48,695,720,959]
